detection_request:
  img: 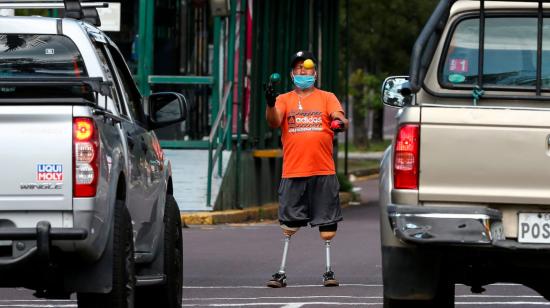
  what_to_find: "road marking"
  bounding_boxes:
[281,304,304,308]
[182,303,383,307]
[183,296,382,301]
[0,301,73,302]
[457,295,542,298]
[182,283,524,289]
[183,283,383,289]
[0,294,541,304]
[455,302,550,305]
[182,295,544,301]
[1,302,549,308]
[0,305,76,307]
[182,302,550,307]
[0,299,548,308]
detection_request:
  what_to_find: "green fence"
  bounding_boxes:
[249,0,340,150]
[135,0,340,209]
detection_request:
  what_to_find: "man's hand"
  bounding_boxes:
[264,83,279,108]
[330,119,345,133]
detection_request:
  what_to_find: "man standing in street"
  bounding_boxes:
[264,50,349,288]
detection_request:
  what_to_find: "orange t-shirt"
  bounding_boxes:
[275,88,344,178]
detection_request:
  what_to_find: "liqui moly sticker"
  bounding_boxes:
[449,58,469,73]
[37,164,63,181]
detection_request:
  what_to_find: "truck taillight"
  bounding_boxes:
[73,118,99,197]
[394,124,419,189]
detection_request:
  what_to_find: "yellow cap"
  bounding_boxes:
[303,59,315,69]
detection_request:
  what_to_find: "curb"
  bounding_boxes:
[181,192,357,225]
[181,203,279,225]
[349,167,379,178]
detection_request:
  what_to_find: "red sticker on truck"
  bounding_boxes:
[449,58,469,73]
[37,164,63,181]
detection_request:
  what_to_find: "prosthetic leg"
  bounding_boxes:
[320,224,339,287]
[267,225,298,288]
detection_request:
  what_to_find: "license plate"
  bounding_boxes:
[518,213,550,243]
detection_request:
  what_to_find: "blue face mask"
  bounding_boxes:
[292,74,316,89]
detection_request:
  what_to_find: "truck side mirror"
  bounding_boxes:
[381,76,412,108]
[147,92,188,130]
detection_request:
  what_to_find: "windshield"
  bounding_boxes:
[441,16,550,89]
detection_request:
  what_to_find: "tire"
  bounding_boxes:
[382,246,454,308]
[78,201,136,308]
[136,195,183,308]
[383,274,454,308]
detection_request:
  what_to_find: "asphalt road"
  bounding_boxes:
[0,178,548,307]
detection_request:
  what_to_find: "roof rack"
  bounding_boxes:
[0,1,108,27]
[409,0,550,94]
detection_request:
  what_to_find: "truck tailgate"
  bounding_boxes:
[419,106,550,205]
[0,106,73,210]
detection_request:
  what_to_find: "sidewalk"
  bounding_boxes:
[338,151,384,160]
[180,175,375,226]
[181,151,382,226]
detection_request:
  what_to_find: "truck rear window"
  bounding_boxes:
[0,34,87,78]
[0,34,94,100]
[441,17,550,89]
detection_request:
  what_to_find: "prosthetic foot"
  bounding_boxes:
[267,272,287,288]
[267,234,292,288]
[323,240,339,287]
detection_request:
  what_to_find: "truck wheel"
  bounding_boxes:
[432,278,454,307]
[136,195,183,308]
[383,275,454,308]
[78,201,136,308]
[382,246,454,308]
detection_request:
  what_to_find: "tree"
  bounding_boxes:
[341,0,438,144]
[350,69,383,147]
[349,69,369,148]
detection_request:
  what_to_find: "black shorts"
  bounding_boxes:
[278,174,343,227]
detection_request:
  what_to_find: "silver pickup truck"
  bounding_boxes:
[380,0,550,307]
[0,2,185,308]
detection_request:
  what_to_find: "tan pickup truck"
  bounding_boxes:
[380,0,550,307]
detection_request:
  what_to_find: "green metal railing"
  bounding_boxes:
[249,0,340,150]
[206,0,239,208]
[235,0,247,208]
[150,74,213,149]
[137,1,242,208]
[149,75,214,85]
[151,75,214,150]
[137,0,154,96]
[136,0,339,209]
[206,82,233,207]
